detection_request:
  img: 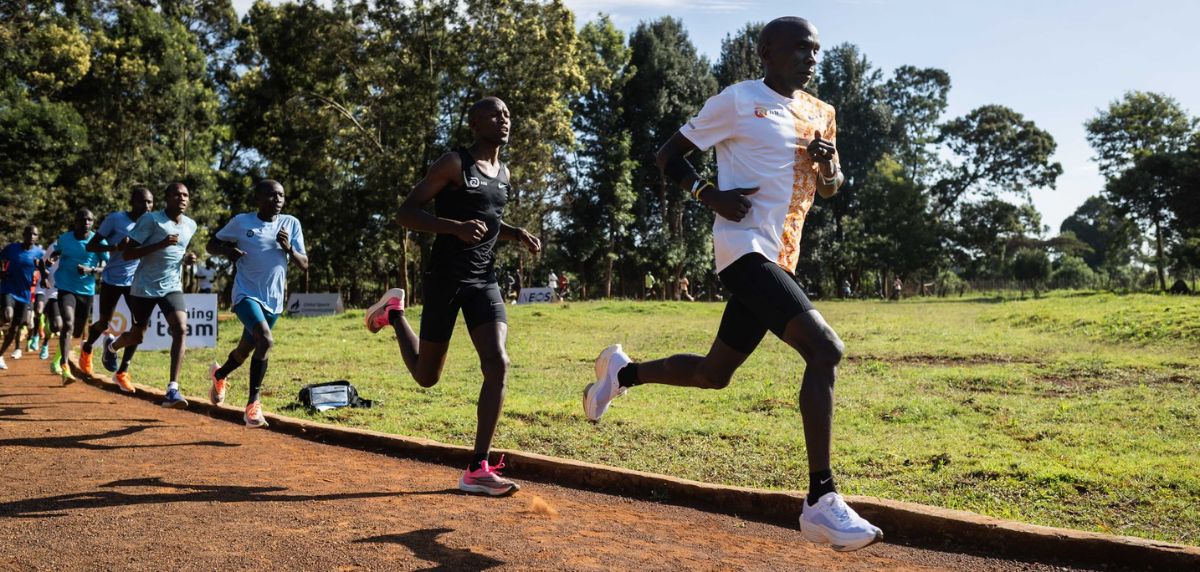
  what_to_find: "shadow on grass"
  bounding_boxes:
[355,528,504,570]
[0,476,462,519]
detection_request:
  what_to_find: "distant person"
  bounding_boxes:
[557,270,569,301]
[103,183,197,407]
[679,275,694,301]
[194,258,216,294]
[892,277,902,301]
[874,276,883,299]
[582,17,880,551]
[840,279,851,299]
[547,270,558,296]
[0,226,45,370]
[39,248,62,364]
[644,271,656,300]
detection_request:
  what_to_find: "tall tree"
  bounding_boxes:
[622,17,717,298]
[883,65,950,185]
[1085,91,1195,290]
[712,22,762,89]
[1060,195,1139,272]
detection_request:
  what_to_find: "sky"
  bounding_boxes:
[231,0,1200,231]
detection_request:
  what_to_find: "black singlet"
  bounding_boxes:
[427,149,510,284]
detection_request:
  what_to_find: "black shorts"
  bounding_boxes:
[57,291,93,337]
[128,292,187,327]
[97,282,133,317]
[420,278,507,343]
[3,294,29,327]
[716,253,816,354]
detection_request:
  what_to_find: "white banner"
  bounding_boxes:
[286,293,344,316]
[92,293,218,350]
[516,287,555,304]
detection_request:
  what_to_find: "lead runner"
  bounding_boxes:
[582,17,883,551]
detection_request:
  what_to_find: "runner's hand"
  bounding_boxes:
[276,229,291,252]
[183,252,196,265]
[807,130,837,164]
[701,186,757,222]
[161,234,180,247]
[519,228,542,254]
[230,248,246,262]
[455,219,488,244]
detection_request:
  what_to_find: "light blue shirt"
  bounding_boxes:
[128,210,196,298]
[53,231,106,296]
[215,213,305,314]
[96,211,140,287]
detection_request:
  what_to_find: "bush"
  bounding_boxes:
[1050,256,1097,289]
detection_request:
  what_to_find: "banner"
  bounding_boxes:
[286,293,344,316]
[92,293,218,350]
[516,287,555,304]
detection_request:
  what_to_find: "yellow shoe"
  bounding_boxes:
[79,350,94,376]
[114,371,135,393]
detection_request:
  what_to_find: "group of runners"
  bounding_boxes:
[2,17,882,551]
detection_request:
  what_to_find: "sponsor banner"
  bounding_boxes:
[516,287,555,304]
[92,293,218,350]
[286,293,344,316]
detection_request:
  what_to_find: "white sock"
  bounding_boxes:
[167,381,180,391]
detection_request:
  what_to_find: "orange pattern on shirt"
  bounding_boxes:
[778,94,837,273]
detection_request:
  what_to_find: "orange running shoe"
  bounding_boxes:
[113,371,135,393]
[79,350,94,376]
[208,362,227,405]
[244,401,268,428]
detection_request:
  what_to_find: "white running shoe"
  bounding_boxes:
[0,356,7,370]
[800,492,884,552]
[10,349,22,360]
[365,289,405,334]
[583,344,631,421]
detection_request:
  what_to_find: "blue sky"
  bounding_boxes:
[233,0,1200,230]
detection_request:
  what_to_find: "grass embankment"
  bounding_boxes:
[135,292,1200,544]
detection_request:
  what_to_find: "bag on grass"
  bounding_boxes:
[298,380,373,411]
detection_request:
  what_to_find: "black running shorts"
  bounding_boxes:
[419,277,507,343]
[97,282,132,319]
[128,292,187,327]
[716,253,816,354]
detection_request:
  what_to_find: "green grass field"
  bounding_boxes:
[134,291,1200,545]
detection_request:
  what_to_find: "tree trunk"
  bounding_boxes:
[1154,217,1167,291]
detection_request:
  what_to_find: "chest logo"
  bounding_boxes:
[754,106,786,118]
[246,230,255,237]
[466,177,481,189]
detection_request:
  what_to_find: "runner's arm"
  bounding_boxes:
[121,237,174,260]
[398,152,486,244]
[206,237,245,262]
[656,132,755,222]
[498,222,541,254]
[85,232,116,253]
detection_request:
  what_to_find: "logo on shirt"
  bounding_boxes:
[466,177,481,189]
[246,230,255,237]
[754,106,786,118]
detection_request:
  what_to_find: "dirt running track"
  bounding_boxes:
[0,356,1078,571]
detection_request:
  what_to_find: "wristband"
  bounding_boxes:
[818,166,839,187]
[691,179,712,200]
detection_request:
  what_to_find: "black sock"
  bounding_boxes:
[617,363,641,388]
[807,469,836,506]
[248,358,268,403]
[468,452,488,472]
[388,308,404,325]
[118,347,135,373]
[214,362,235,381]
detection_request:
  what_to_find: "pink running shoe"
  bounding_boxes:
[458,455,520,496]
[365,289,405,334]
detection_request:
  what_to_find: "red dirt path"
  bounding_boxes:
[0,355,1074,571]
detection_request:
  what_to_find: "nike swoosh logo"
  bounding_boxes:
[820,477,833,485]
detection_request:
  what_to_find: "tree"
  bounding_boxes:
[1085,91,1195,291]
[848,155,941,284]
[1050,255,1096,290]
[933,105,1062,218]
[1060,195,1139,273]
[562,15,636,298]
[622,17,717,299]
[1011,248,1051,297]
[712,22,762,89]
[883,65,950,185]
[952,198,1042,280]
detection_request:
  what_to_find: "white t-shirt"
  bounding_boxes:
[680,79,838,274]
[194,265,215,291]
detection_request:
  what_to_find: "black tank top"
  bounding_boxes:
[427,149,510,284]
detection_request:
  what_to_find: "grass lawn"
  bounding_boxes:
[135,291,1200,545]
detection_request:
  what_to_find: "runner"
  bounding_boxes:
[0,226,46,370]
[53,210,107,383]
[40,248,62,364]
[581,17,883,551]
[104,183,196,408]
[79,186,154,392]
[25,266,44,354]
[205,179,308,427]
[364,97,541,496]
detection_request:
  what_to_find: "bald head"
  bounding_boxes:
[467,96,511,146]
[758,16,820,94]
[255,179,285,217]
[254,179,283,196]
[130,185,153,217]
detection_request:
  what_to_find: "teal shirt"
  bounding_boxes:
[53,231,106,296]
[128,210,197,298]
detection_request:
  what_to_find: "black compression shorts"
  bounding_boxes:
[716,253,816,354]
[128,292,186,327]
[419,277,507,343]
